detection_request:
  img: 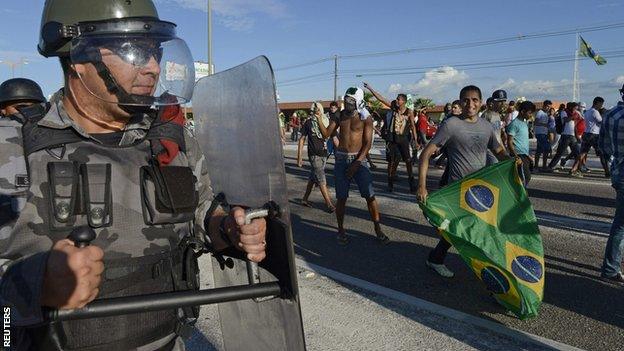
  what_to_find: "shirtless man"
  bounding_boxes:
[316,87,389,245]
[364,82,417,193]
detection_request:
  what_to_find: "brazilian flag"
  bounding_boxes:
[419,159,544,319]
[579,36,607,65]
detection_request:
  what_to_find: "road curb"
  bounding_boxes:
[295,258,585,351]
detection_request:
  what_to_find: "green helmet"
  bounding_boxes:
[38,0,195,107]
[39,0,160,57]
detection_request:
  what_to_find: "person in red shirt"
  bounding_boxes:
[416,107,430,149]
[290,114,301,141]
[560,105,585,171]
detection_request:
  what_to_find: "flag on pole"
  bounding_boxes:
[579,36,607,65]
[419,159,544,319]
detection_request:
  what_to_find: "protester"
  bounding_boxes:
[434,100,462,169]
[328,101,342,157]
[417,85,508,277]
[443,102,452,118]
[297,102,336,213]
[278,111,287,145]
[315,87,389,245]
[533,100,555,171]
[560,103,586,169]
[506,100,519,125]
[598,84,624,285]
[416,107,430,151]
[570,97,610,177]
[364,82,417,193]
[546,102,581,171]
[507,101,536,186]
[482,90,508,165]
[290,113,301,141]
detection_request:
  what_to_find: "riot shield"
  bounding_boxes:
[192,56,306,351]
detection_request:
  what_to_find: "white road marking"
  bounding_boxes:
[531,175,612,186]
[536,213,611,236]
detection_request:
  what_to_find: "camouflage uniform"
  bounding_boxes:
[0,89,214,350]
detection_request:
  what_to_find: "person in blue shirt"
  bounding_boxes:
[506,100,535,187]
[598,84,624,285]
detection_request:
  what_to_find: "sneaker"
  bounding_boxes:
[425,260,455,278]
[570,171,583,178]
[600,272,624,286]
[409,177,417,194]
[375,228,390,245]
[337,232,349,245]
[581,166,591,173]
[376,233,390,245]
[559,159,566,167]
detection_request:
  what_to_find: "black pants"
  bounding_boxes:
[548,134,578,168]
[518,154,532,186]
[429,237,452,264]
[389,135,411,162]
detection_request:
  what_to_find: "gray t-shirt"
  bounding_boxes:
[430,116,501,183]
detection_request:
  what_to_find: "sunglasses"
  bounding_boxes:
[102,41,164,67]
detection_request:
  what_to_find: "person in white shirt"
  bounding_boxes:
[546,102,580,171]
[570,96,610,177]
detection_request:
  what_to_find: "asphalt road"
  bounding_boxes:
[285,140,621,351]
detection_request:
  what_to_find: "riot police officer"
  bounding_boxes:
[0,78,46,116]
[0,0,267,350]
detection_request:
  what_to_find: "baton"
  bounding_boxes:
[45,219,282,322]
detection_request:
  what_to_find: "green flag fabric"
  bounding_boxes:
[406,94,415,110]
[579,36,607,65]
[419,159,544,319]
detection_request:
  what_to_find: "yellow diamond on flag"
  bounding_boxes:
[505,241,545,299]
[459,179,500,227]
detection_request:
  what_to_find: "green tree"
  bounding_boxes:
[364,92,385,113]
[413,97,435,110]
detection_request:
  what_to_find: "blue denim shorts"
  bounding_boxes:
[535,134,551,154]
[334,152,374,199]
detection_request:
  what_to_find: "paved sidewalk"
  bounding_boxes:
[185,256,573,351]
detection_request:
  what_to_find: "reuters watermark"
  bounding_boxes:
[3,306,10,349]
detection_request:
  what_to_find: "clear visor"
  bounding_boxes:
[69,36,195,106]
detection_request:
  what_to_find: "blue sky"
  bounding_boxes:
[2,0,624,106]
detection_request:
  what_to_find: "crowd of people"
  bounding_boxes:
[287,83,624,284]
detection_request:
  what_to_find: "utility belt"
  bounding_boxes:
[28,241,201,351]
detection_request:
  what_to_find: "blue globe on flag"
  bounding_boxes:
[481,266,510,294]
[464,185,495,213]
[511,256,543,284]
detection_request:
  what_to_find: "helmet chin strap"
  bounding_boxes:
[91,60,155,115]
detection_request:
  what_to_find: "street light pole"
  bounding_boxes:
[0,58,28,78]
[333,55,338,101]
[208,0,213,75]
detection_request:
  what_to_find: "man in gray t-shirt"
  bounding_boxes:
[417,85,508,278]
[430,116,501,183]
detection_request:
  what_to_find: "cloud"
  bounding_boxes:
[388,66,468,100]
[495,78,575,99]
[493,76,624,104]
[157,0,288,31]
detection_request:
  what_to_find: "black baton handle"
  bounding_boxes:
[69,226,96,248]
